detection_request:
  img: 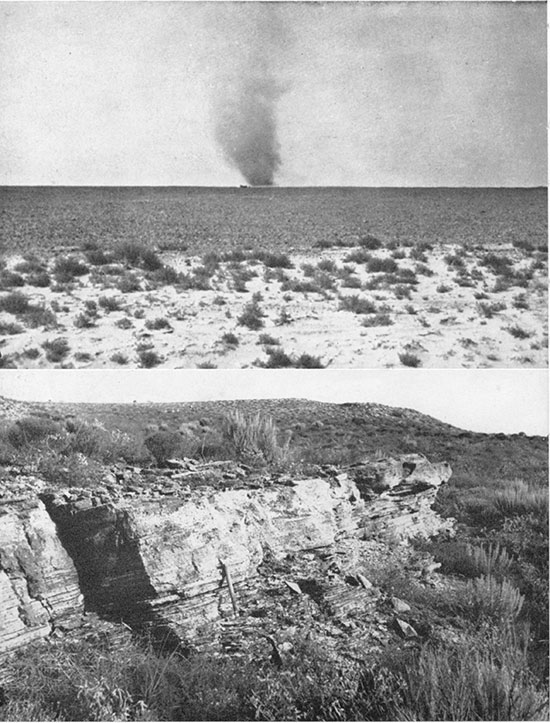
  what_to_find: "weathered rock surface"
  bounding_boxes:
[1,454,453,658]
[0,499,83,659]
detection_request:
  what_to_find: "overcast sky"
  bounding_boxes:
[0,1,546,186]
[0,370,547,435]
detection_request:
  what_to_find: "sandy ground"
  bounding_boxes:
[0,243,546,368]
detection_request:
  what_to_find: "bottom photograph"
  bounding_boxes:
[0,370,547,722]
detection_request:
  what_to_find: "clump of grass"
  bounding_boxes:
[115,316,133,330]
[98,295,123,312]
[0,270,25,288]
[256,251,293,269]
[137,348,163,368]
[512,293,529,310]
[53,255,89,282]
[0,320,24,334]
[117,272,142,293]
[221,331,240,348]
[257,333,280,346]
[399,351,422,367]
[237,295,265,330]
[362,313,393,327]
[505,324,534,340]
[114,241,162,271]
[223,410,292,465]
[74,312,97,329]
[27,270,51,287]
[358,234,383,250]
[367,257,399,274]
[477,301,507,318]
[110,352,129,365]
[493,478,548,518]
[22,347,41,359]
[0,290,32,315]
[293,353,325,368]
[257,347,294,368]
[481,253,513,276]
[436,283,452,293]
[145,317,172,331]
[275,307,293,326]
[344,248,372,264]
[42,337,70,363]
[338,294,378,315]
[463,574,524,623]
[6,415,62,448]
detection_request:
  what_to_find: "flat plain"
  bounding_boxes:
[0,186,546,368]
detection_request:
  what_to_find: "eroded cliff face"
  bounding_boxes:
[0,499,83,657]
[1,454,454,659]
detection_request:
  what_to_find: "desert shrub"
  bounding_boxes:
[281,278,322,294]
[414,262,434,276]
[0,290,31,315]
[22,347,41,359]
[237,298,265,330]
[256,251,293,269]
[137,348,163,368]
[275,307,292,325]
[392,283,412,299]
[6,415,62,449]
[344,248,371,264]
[85,246,113,265]
[117,272,142,293]
[111,352,129,365]
[26,270,51,287]
[512,293,529,310]
[317,258,337,273]
[74,312,96,329]
[116,317,133,330]
[481,253,513,276]
[113,241,162,271]
[338,295,377,314]
[145,316,172,331]
[256,347,294,368]
[150,264,181,285]
[222,410,291,465]
[53,255,89,281]
[98,295,123,311]
[42,337,70,363]
[358,234,383,250]
[362,313,393,327]
[505,324,533,340]
[477,301,507,318]
[398,351,421,367]
[0,320,24,334]
[0,270,25,288]
[293,353,325,368]
[436,283,452,293]
[144,430,184,465]
[367,257,398,274]
[257,333,280,346]
[14,258,45,274]
[221,331,239,348]
[61,421,146,464]
[197,361,217,368]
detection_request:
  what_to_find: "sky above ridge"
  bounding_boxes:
[0,370,547,435]
[0,1,546,187]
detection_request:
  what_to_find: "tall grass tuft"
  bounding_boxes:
[493,478,549,518]
[222,411,292,466]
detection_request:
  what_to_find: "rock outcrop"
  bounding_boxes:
[0,499,83,658]
[1,454,454,658]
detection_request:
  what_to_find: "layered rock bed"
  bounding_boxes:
[1,454,455,670]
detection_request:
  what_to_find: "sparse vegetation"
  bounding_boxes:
[42,337,70,363]
[399,351,422,367]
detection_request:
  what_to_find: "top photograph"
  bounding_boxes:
[0,0,546,370]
